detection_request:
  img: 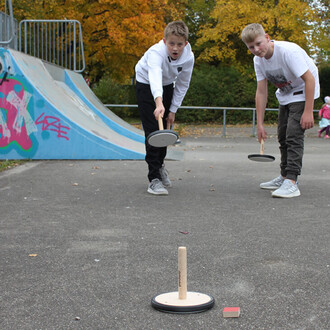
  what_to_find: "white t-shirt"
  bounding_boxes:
[135,40,194,113]
[254,40,320,105]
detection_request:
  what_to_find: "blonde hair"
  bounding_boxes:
[241,23,266,43]
[164,21,189,41]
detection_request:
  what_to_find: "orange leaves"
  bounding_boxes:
[8,0,177,82]
[76,0,170,82]
[7,0,324,82]
[76,0,189,82]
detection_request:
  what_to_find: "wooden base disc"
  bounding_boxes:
[151,291,215,314]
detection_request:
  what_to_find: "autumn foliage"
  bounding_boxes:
[197,0,318,68]
[2,0,328,84]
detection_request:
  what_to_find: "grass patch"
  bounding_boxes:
[0,160,27,172]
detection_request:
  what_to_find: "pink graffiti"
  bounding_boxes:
[35,113,70,140]
[0,79,34,150]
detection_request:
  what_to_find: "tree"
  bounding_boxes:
[3,0,65,20]
[176,63,278,123]
[5,0,188,83]
[69,0,188,83]
[183,0,216,53]
[308,0,329,65]
[196,0,322,69]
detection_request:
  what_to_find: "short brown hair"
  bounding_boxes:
[164,21,189,41]
[241,23,265,44]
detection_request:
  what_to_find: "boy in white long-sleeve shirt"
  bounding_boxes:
[135,21,194,195]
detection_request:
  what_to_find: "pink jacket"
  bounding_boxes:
[319,105,330,119]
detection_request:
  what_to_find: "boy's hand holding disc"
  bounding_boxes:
[248,138,275,162]
[147,115,178,147]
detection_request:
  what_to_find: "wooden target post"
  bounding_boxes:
[151,247,215,313]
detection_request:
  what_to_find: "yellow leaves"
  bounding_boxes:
[197,0,321,66]
[164,0,187,21]
[5,0,324,80]
[197,0,261,62]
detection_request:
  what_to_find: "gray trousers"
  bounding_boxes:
[277,101,305,182]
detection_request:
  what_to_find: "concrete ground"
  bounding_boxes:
[1,127,329,329]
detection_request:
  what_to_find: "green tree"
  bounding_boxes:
[308,0,329,65]
[175,64,278,123]
[318,65,330,104]
[183,0,216,53]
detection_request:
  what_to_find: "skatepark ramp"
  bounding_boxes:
[0,47,146,159]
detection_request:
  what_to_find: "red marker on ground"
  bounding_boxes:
[223,307,240,318]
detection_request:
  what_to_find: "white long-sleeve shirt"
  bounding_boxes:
[135,40,194,113]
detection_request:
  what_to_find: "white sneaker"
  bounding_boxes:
[159,165,172,187]
[260,175,284,190]
[272,179,300,198]
[147,178,168,195]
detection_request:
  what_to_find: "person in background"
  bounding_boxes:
[318,96,330,139]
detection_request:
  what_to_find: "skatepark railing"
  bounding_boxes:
[18,19,85,72]
[104,105,272,137]
[105,105,319,137]
[0,0,17,49]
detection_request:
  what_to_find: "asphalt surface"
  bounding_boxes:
[1,130,329,329]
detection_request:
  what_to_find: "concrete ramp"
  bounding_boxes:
[64,69,145,143]
[0,48,146,159]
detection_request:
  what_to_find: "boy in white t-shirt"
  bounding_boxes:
[241,23,320,198]
[135,21,194,195]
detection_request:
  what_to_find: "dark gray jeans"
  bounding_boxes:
[277,101,305,182]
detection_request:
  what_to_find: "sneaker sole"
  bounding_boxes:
[260,185,282,190]
[147,188,168,195]
[272,190,301,198]
[162,182,172,188]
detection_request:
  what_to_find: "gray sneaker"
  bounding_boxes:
[147,178,168,195]
[159,165,172,187]
[260,175,284,190]
[272,179,300,198]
